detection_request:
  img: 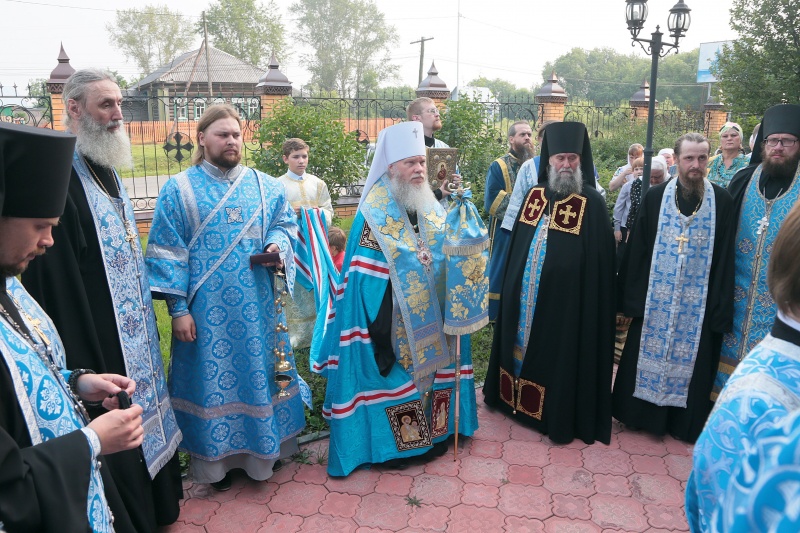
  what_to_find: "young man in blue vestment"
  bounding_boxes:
[613,132,736,443]
[687,202,800,533]
[22,69,183,530]
[146,104,306,491]
[0,121,146,533]
[715,103,800,400]
[321,121,489,476]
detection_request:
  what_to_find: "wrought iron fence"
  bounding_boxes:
[564,103,705,138]
[0,82,53,128]
[117,93,262,211]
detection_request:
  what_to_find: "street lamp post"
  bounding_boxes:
[625,0,691,195]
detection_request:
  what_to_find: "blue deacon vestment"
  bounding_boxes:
[322,176,484,477]
[0,278,113,532]
[145,163,306,468]
[687,317,800,532]
[716,164,800,398]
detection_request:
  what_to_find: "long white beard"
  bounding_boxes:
[548,165,583,197]
[388,169,439,213]
[75,114,133,170]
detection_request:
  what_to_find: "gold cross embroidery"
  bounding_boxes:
[526,198,542,219]
[558,205,577,225]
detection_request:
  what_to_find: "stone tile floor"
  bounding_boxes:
[162,390,693,533]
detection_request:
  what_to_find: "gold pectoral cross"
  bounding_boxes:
[26,317,51,347]
[675,233,690,254]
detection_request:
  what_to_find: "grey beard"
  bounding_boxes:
[547,165,583,197]
[388,169,439,214]
[76,114,133,170]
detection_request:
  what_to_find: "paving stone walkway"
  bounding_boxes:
[162,389,693,532]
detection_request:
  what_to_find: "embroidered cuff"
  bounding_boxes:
[165,295,189,317]
[80,427,102,459]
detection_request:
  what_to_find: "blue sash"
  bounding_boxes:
[634,179,716,407]
[0,278,113,532]
[716,164,800,397]
[74,153,181,477]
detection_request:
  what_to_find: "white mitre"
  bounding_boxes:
[358,121,427,209]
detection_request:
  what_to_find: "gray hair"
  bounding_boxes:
[651,155,668,176]
[63,68,118,126]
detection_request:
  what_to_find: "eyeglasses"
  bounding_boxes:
[423,108,440,115]
[764,137,799,148]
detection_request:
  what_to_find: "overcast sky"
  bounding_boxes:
[0,0,738,92]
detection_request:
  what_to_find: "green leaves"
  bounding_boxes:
[203,0,286,68]
[714,0,800,115]
[254,98,364,203]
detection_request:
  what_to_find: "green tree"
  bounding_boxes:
[437,96,506,218]
[203,0,286,68]
[713,0,800,115]
[26,78,47,97]
[254,99,364,202]
[292,0,398,94]
[468,77,536,102]
[543,47,703,109]
[107,5,196,78]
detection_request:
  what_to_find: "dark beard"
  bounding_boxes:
[762,148,800,180]
[679,179,704,204]
[514,145,534,163]
[0,265,23,278]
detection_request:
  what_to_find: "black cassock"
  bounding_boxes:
[21,163,181,531]
[484,184,616,445]
[612,181,735,443]
[0,358,138,533]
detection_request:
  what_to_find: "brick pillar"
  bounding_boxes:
[46,43,75,131]
[629,79,652,123]
[256,53,292,120]
[704,99,727,152]
[416,61,450,108]
[535,72,567,125]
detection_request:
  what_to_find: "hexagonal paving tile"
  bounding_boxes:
[498,484,553,520]
[410,473,464,507]
[269,481,329,516]
[353,493,410,530]
[589,494,648,532]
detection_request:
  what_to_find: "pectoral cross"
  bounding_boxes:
[756,216,769,236]
[124,220,137,244]
[559,205,577,225]
[525,198,542,219]
[675,233,690,254]
[26,317,51,347]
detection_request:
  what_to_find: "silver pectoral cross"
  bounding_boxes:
[124,221,137,244]
[756,216,769,236]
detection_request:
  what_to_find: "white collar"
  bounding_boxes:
[286,170,305,180]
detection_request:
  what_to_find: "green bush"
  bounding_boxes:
[437,96,506,219]
[254,98,365,202]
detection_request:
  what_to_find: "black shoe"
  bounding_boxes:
[210,473,232,491]
[382,458,409,470]
[272,459,284,472]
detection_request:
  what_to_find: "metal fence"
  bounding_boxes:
[117,94,262,211]
[0,83,53,128]
[564,103,706,138]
